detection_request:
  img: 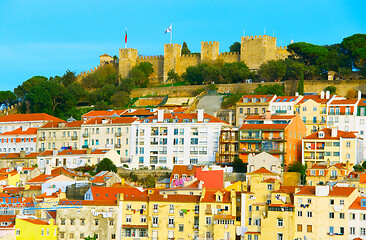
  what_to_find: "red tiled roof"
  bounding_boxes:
[59,199,117,206]
[272,96,299,102]
[200,190,231,203]
[245,115,296,120]
[268,203,294,207]
[239,95,275,103]
[121,109,156,116]
[90,186,147,201]
[295,186,315,195]
[20,218,50,225]
[262,178,276,183]
[349,197,366,210]
[100,53,111,57]
[250,167,276,175]
[330,99,359,105]
[51,167,88,177]
[0,127,38,136]
[27,174,57,183]
[297,95,333,104]
[358,99,366,106]
[41,121,83,128]
[83,117,137,125]
[214,215,235,220]
[272,186,298,194]
[170,165,201,182]
[0,113,64,123]
[149,193,200,203]
[82,110,126,118]
[296,186,356,197]
[239,124,287,130]
[142,112,228,124]
[46,210,57,219]
[304,128,358,140]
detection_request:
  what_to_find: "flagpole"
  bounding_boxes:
[125,28,127,49]
[170,23,172,44]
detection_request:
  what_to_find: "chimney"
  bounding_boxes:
[331,126,337,138]
[21,125,29,132]
[265,111,271,120]
[20,151,26,158]
[102,119,108,124]
[315,185,329,196]
[320,91,325,99]
[197,109,204,122]
[358,91,362,100]
[45,164,51,175]
[295,92,299,97]
[157,109,164,122]
[326,90,330,99]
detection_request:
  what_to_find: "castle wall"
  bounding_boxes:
[219,52,240,63]
[163,44,182,82]
[178,54,201,75]
[136,55,164,82]
[201,41,220,62]
[119,48,138,79]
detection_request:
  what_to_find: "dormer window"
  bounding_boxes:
[361,199,366,207]
[183,119,189,123]
[215,192,223,202]
[318,131,325,138]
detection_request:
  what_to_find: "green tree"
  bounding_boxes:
[0,91,17,105]
[353,164,364,172]
[232,157,247,173]
[362,161,366,170]
[287,161,307,184]
[136,62,154,78]
[14,76,48,99]
[167,69,180,84]
[95,158,117,173]
[254,84,285,96]
[221,62,252,83]
[288,42,329,66]
[111,91,129,108]
[84,236,97,240]
[229,42,241,53]
[182,42,191,54]
[61,70,77,87]
[324,85,337,95]
[258,60,287,81]
[297,75,304,95]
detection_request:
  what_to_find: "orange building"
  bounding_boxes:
[239,112,306,166]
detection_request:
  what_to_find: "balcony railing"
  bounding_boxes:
[39,137,45,141]
[329,112,351,116]
[275,110,287,114]
[115,132,122,137]
[71,136,78,140]
[82,133,88,138]
[82,145,88,149]
[168,224,175,228]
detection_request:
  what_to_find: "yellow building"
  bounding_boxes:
[15,218,57,240]
[293,185,358,240]
[0,170,20,187]
[295,93,334,135]
[302,128,363,166]
[306,162,351,186]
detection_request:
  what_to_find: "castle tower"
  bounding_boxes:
[240,35,277,69]
[119,48,138,79]
[201,41,219,62]
[163,43,181,82]
[100,54,113,66]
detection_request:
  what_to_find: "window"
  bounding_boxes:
[361,213,366,220]
[350,227,355,235]
[350,213,356,220]
[70,219,75,225]
[126,215,132,222]
[80,219,85,225]
[109,220,114,226]
[277,233,283,240]
[61,219,65,225]
[152,216,159,226]
[111,234,116,239]
[179,224,184,232]
[267,184,273,190]
[141,215,146,223]
[307,198,311,204]
[277,219,283,227]
[95,220,99,225]
[69,233,74,239]
[297,224,302,232]
[206,217,212,225]
[297,211,302,217]
[310,170,315,176]
[307,211,312,218]
[329,212,334,218]
[361,228,366,235]
[307,225,312,232]
[330,199,335,205]
[169,204,174,213]
[80,233,85,239]
[347,141,351,148]
[340,213,345,219]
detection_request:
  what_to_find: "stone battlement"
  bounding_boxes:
[137,55,164,60]
[242,35,276,41]
[277,46,288,50]
[219,52,240,56]
[201,41,219,46]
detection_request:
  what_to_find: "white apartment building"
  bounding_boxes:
[37,148,120,171]
[129,109,228,170]
[269,95,303,115]
[0,127,37,153]
[348,197,366,240]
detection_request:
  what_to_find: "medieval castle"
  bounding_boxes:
[82,35,290,83]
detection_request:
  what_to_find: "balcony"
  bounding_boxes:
[150,141,158,145]
[71,136,78,140]
[152,224,158,228]
[262,137,284,141]
[240,148,261,153]
[168,224,175,228]
[115,132,122,137]
[115,143,121,148]
[82,133,88,138]
[121,158,132,163]
[39,137,45,141]
[275,110,287,114]
[193,224,199,229]
[329,112,351,116]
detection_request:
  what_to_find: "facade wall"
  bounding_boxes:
[37,128,81,151]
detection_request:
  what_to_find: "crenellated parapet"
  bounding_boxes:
[201,41,219,62]
[119,48,138,79]
[137,55,164,60]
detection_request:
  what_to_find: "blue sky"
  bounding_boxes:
[0,0,365,91]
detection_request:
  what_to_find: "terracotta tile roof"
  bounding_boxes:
[214,215,235,220]
[45,210,57,219]
[0,193,11,198]
[272,96,299,102]
[262,178,277,183]
[0,127,38,136]
[309,163,348,170]
[297,95,333,104]
[24,152,42,158]
[200,190,231,203]
[110,182,134,188]
[358,99,366,106]
[245,115,296,120]
[250,167,276,175]
[0,113,64,123]
[296,186,356,197]
[90,149,111,155]
[295,186,315,195]
[268,203,294,207]
[40,149,110,156]
[27,185,41,190]
[3,186,25,195]
[149,193,200,203]
[39,150,54,156]
[349,197,366,210]
[346,171,360,179]
[170,165,201,182]
[239,124,287,130]
[330,99,359,105]
[90,186,147,201]
[82,110,126,118]
[27,174,57,183]
[272,186,298,194]
[100,53,111,57]
[83,117,137,125]
[20,218,50,225]
[35,190,61,199]
[172,107,188,113]
[239,95,275,103]
[111,117,138,124]
[51,167,87,177]
[142,112,228,124]
[41,121,83,128]
[0,215,15,223]
[121,109,156,116]
[304,128,358,140]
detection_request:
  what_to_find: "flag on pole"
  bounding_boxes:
[164,24,172,34]
[125,28,128,44]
